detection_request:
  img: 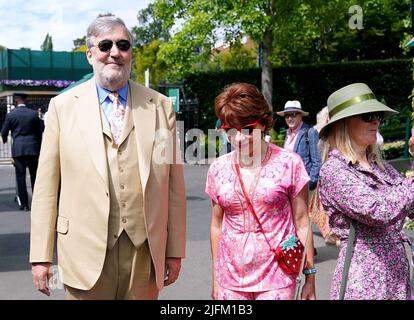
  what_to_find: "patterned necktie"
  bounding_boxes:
[108,92,125,146]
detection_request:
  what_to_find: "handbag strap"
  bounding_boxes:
[309,186,319,218]
[234,160,312,277]
[234,161,274,251]
[339,221,356,300]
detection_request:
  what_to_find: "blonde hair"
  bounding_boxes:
[314,106,329,133]
[319,118,384,169]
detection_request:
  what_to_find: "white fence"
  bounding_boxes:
[0,135,12,164]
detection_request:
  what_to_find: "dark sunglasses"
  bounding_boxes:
[359,112,385,123]
[221,121,261,137]
[95,39,131,52]
[284,112,298,119]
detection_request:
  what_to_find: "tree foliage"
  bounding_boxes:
[153,0,306,107]
[273,0,412,66]
[74,45,88,53]
[132,3,171,48]
[152,0,412,76]
[129,0,414,109]
[73,37,86,51]
[41,33,53,51]
[133,39,168,86]
[213,41,257,71]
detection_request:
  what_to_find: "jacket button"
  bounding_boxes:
[122,218,127,224]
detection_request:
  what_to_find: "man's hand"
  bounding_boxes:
[164,258,181,286]
[32,262,52,296]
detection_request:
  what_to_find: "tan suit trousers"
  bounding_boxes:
[65,231,158,300]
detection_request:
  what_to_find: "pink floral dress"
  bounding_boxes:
[205,143,310,292]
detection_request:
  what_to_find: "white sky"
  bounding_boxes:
[0,0,153,51]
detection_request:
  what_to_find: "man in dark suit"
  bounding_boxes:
[1,93,44,211]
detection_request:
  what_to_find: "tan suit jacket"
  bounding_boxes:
[30,78,186,290]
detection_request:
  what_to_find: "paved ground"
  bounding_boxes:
[1,162,412,300]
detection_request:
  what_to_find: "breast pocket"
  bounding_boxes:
[56,216,69,235]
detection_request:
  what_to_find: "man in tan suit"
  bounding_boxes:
[30,15,186,299]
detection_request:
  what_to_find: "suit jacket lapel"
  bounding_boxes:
[118,100,134,145]
[293,124,306,152]
[74,78,109,188]
[129,80,155,192]
[99,106,112,139]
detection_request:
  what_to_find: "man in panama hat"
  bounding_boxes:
[277,100,321,191]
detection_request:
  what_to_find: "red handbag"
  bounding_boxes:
[234,161,307,276]
[274,234,306,275]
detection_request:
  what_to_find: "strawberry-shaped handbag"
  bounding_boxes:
[275,234,306,275]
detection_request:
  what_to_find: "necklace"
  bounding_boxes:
[235,142,270,169]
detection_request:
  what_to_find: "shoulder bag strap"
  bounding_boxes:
[339,222,356,300]
[234,161,273,249]
[234,161,313,277]
[411,244,414,296]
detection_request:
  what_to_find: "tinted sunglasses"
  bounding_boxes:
[220,121,261,137]
[95,39,131,52]
[284,112,298,119]
[359,112,385,123]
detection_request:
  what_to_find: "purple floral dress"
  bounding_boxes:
[319,149,414,300]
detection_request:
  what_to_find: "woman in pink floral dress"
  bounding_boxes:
[205,83,316,300]
[318,83,414,300]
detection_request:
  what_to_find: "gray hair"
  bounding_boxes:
[86,15,134,49]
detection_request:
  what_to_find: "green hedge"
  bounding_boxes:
[182,59,413,134]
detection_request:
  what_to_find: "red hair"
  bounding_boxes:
[214,83,273,130]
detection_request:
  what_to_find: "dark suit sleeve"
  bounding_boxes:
[1,114,11,144]
[308,128,321,190]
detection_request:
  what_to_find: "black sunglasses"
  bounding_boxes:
[284,112,298,119]
[95,39,131,52]
[359,112,385,123]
